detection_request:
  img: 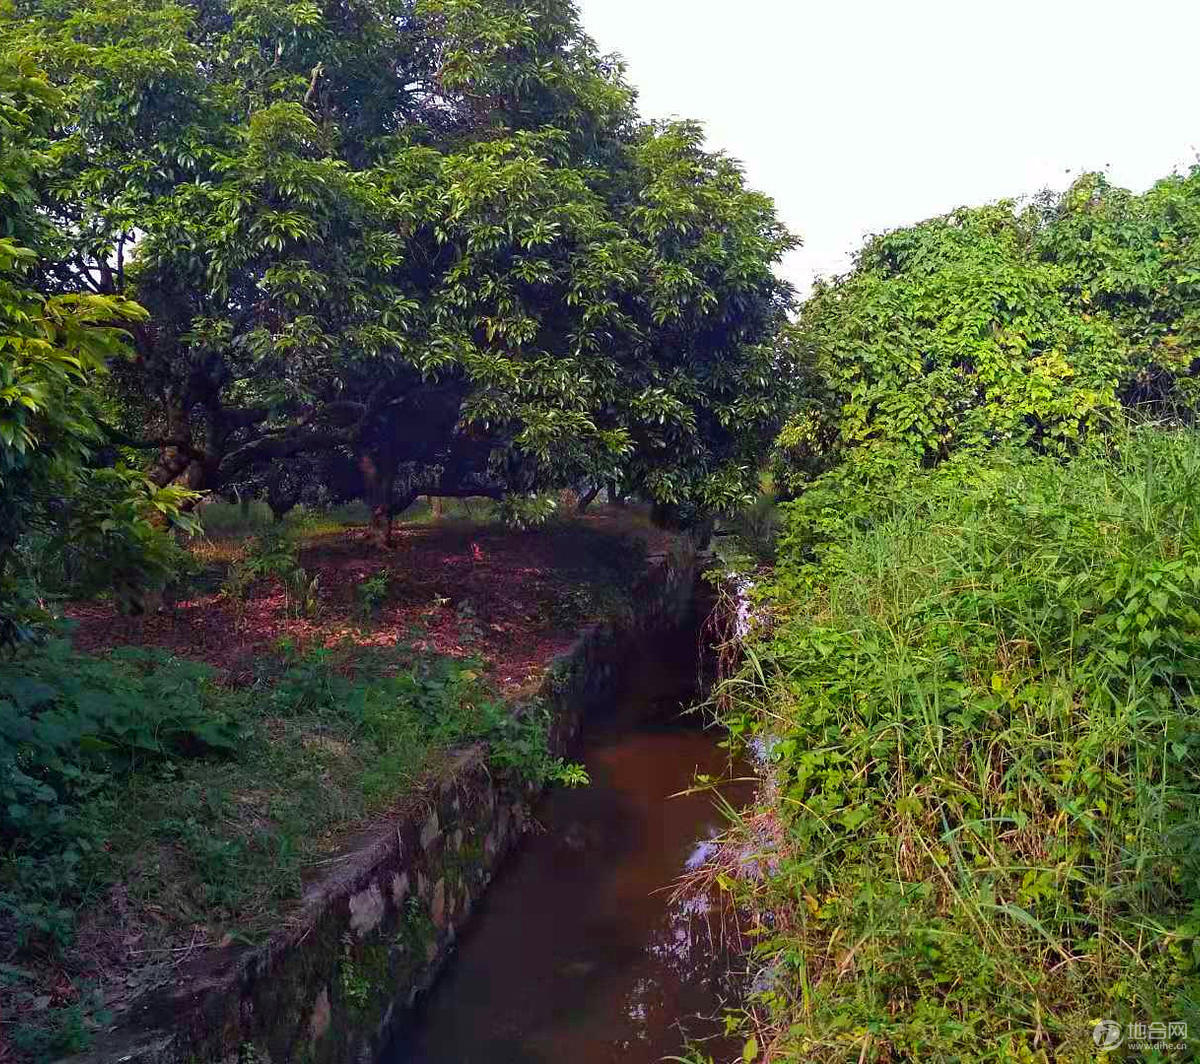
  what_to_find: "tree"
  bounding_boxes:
[3,0,797,543]
[780,169,1200,492]
[0,57,196,640]
[1036,170,1200,414]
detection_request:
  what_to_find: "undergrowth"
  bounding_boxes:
[0,634,568,1057]
[714,428,1200,1062]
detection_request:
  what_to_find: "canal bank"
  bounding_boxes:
[68,546,728,1064]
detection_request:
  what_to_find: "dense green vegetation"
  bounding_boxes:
[773,170,1200,494]
[1,57,200,632]
[1,7,793,1043]
[719,434,1200,1060]
[6,0,1200,1057]
[714,166,1200,1061]
[2,631,583,1053]
[1,0,797,569]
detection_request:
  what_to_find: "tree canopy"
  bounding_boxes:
[1,0,797,545]
[773,169,1200,494]
[2,56,202,640]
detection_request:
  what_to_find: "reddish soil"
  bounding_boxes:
[66,510,670,690]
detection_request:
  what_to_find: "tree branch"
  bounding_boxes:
[219,427,357,480]
[100,423,205,458]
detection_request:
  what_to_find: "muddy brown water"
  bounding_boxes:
[385,630,751,1064]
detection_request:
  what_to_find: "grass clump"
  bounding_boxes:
[718,429,1200,1061]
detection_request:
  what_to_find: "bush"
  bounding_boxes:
[220,525,320,618]
[722,428,1200,1060]
[354,569,391,622]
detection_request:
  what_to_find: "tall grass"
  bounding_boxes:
[718,429,1200,1061]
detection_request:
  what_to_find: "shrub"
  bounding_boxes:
[720,427,1200,1060]
[220,526,320,618]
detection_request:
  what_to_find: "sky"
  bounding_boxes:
[576,0,1200,296]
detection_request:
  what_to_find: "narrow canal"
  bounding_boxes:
[385,628,750,1064]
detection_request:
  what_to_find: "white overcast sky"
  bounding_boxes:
[576,0,1200,296]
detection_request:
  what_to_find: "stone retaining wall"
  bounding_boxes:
[68,546,699,1064]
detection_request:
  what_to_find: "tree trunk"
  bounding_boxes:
[576,485,600,513]
[149,401,197,487]
[360,451,396,548]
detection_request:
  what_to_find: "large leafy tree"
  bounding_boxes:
[2,0,796,541]
[1037,170,1200,412]
[1,60,115,571]
[779,169,1200,493]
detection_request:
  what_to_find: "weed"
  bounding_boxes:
[5,983,109,1058]
[0,641,239,947]
[354,569,391,623]
[339,955,372,1010]
[284,566,320,620]
[547,759,590,787]
[218,527,321,619]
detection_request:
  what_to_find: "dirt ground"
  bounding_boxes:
[66,507,673,691]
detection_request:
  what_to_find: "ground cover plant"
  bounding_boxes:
[710,428,1200,1061]
[1,633,565,1055]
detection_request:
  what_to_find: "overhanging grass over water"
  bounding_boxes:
[717,429,1200,1061]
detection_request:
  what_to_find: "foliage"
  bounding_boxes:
[1,630,577,1055]
[284,566,321,620]
[48,467,201,606]
[220,524,320,618]
[719,427,1200,1060]
[257,640,578,805]
[778,168,1200,491]
[0,0,796,529]
[546,758,590,787]
[0,640,239,950]
[2,976,108,1060]
[0,58,199,638]
[1039,171,1200,414]
[353,568,391,622]
[717,473,782,566]
[494,492,562,531]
